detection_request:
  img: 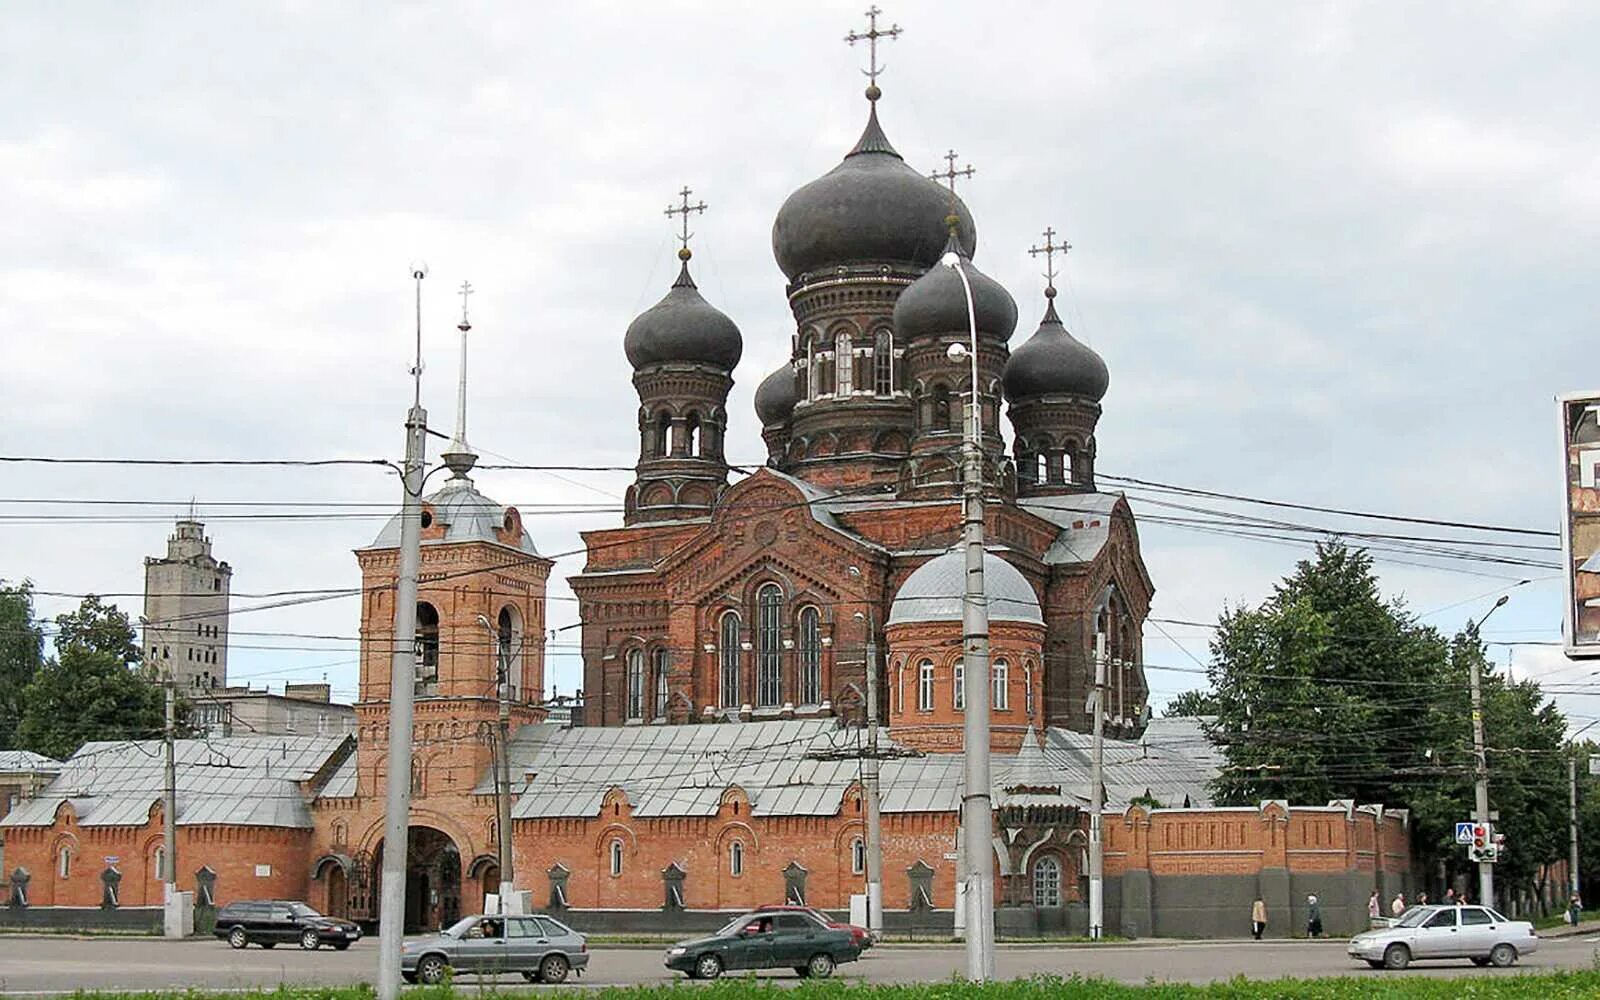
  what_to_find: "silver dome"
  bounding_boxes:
[887,548,1043,626]
[367,478,539,556]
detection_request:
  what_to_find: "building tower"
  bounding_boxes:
[142,515,231,691]
[622,189,744,524]
[1003,231,1109,495]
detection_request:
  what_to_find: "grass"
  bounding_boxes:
[41,973,1600,999]
[1533,910,1589,931]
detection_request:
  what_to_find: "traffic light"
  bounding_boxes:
[1467,823,1491,862]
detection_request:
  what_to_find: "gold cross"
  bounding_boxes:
[1027,227,1071,290]
[845,6,902,92]
[457,280,473,330]
[664,186,708,257]
[930,149,975,194]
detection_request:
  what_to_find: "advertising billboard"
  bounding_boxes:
[1561,391,1600,657]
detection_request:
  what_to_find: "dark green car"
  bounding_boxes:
[664,911,862,980]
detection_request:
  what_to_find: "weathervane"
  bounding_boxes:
[457,279,473,332]
[846,5,902,100]
[1028,227,1071,297]
[664,186,708,261]
[930,149,975,195]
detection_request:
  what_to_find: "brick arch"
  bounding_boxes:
[713,820,759,855]
[594,823,639,858]
[640,482,673,507]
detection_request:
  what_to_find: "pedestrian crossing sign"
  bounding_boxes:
[1455,822,1475,845]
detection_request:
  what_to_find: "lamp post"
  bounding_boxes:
[1088,584,1116,940]
[849,589,884,937]
[942,249,995,981]
[1469,594,1509,909]
[477,614,517,911]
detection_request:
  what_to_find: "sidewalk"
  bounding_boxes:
[1537,917,1600,939]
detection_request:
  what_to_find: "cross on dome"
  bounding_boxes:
[664,185,708,261]
[930,149,975,195]
[1028,227,1071,297]
[845,5,902,101]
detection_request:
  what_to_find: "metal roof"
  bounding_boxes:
[0,736,349,830]
[887,548,1044,626]
[1018,493,1119,565]
[0,750,61,772]
[365,476,540,555]
[1044,722,1218,809]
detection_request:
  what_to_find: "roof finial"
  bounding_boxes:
[664,185,708,263]
[846,5,901,102]
[931,149,975,249]
[440,279,478,482]
[1028,227,1071,301]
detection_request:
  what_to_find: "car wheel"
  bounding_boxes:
[227,927,249,950]
[1489,943,1517,968]
[807,953,837,979]
[1383,943,1410,970]
[694,953,723,980]
[300,929,320,951]
[417,955,449,985]
[539,954,570,984]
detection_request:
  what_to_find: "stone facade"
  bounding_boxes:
[141,518,231,692]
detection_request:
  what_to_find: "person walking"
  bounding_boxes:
[1367,890,1380,924]
[1390,892,1406,917]
[1306,894,1324,939]
[1251,897,1267,940]
[1568,895,1583,927]
[1444,887,1456,906]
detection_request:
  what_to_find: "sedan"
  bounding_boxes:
[755,904,875,950]
[213,900,362,951]
[401,913,590,984]
[1348,904,1539,969]
[665,910,862,980]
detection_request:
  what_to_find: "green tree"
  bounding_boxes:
[1163,689,1221,717]
[16,595,163,760]
[0,580,45,748]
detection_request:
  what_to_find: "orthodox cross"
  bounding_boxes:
[664,186,707,257]
[1027,227,1071,292]
[930,149,975,194]
[457,279,473,331]
[845,6,902,93]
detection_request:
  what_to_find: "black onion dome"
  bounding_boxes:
[892,233,1018,342]
[623,260,743,370]
[1002,297,1109,402]
[772,104,976,282]
[754,363,799,426]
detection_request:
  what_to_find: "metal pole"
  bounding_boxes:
[1469,647,1494,908]
[377,269,429,1000]
[163,674,177,891]
[496,634,515,905]
[863,614,883,936]
[1571,755,1581,901]
[1089,628,1107,939]
[944,252,994,981]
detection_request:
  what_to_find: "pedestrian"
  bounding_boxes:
[1444,887,1455,905]
[1418,891,1428,906]
[1458,891,1470,906]
[1306,894,1323,939]
[1569,895,1583,927]
[1390,892,1406,917]
[1367,890,1380,923]
[1251,897,1267,940]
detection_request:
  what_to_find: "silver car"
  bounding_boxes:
[1348,904,1538,969]
[401,913,590,984]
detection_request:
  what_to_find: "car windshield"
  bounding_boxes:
[443,917,479,939]
[716,913,757,936]
[287,903,320,918]
[1394,907,1433,928]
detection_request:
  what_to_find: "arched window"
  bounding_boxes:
[719,612,741,708]
[851,837,866,875]
[932,385,952,430]
[58,846,71,879]
[414,602,440,696]
[873,330,893,395]
[655,413,672,456]
[1033,856,1061,907]
[1064,448,1075,482]
[1036,453,1049,484]
[497,605,522,701]
[993,659,1009,711]
[609,839,623,877]
[757,584,783,708]
[625,649,644,720]
[798,606,821,705]
[411,758,425,796]
[730,841,744,877]
[153,845,166,882]
[653,648,669,719]
[918,660,935,712]
[809,341,823,400]
[835,333,853,396]
[1024,665,1035,717]
[685,412,701,457]
[953,660,965,711]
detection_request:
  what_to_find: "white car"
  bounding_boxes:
[1348,904,1538,969]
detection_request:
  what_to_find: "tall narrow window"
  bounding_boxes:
[1064,449,1076,482]
[953,661,965,711]
[993,660,1009,711]
[655,413,671,456]
[1033,856,1061,907]
[625,649,644,720]
[798,606,821,705]
[497,606,522,701]
[730,841,744,877]
[1025,666,1035,717]
[58,847,71,879]
[835,333,853,396]
[809,343,822,400]
[720,612,741,708]
[757,584,783,708]
[414,602,440,696]
[685,413,701,457]
[653,648,669,719]
[918,660,935,712]
[1036,453,1049,484]
[609,839,623,877]
[851,838,866,875]
[873,330,893,395]
[933,385,951,429]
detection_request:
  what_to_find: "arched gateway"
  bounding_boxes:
[356,826,463,933]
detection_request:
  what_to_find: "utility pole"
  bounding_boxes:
[1468,594,1508,909]
[860,610,883,935]
[162,671,178,932]
[479,616,515,910]
[1088,586,1114,940]
[1571,755,1582,902]
[377,266,429,1000]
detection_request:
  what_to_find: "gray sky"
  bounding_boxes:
[3,2,1596,728]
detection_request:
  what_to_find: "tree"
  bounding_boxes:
[0,580,44,748]
[16,595,163,760]
[1163,689,1221,717]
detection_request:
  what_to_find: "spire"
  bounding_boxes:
[846,102,901,158]
[440,280,478,482]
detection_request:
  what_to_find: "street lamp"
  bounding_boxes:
[941,248,995,981]
[476,614,516,911]
[1467,593,1509,910]
[846,567,885,937]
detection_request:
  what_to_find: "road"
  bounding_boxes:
[1,935,1596,994]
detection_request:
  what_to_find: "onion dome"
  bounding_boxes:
[367,478,539,557]
[754,363,799,426]
[892,231,1018,342]
[623,254,743,370]
[1002,292,1109,402]
[887,547,1043,627]
[772,104,977,282]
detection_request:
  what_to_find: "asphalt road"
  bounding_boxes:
[1,935,1597,994]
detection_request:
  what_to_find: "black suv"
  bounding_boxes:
[214,900,362,950]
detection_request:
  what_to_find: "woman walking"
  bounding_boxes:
[1251,898,1267,940]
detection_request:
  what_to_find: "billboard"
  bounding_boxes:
[1561,391,1600,657]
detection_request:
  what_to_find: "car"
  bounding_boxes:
[1348,904,1539,970]
[401,913,589,985]
[754,903,875,949]
[213,900,362,951]
[664,909,863,980]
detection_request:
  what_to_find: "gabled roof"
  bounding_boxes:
[1018,493,1119,565]
[0,750,61,773]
